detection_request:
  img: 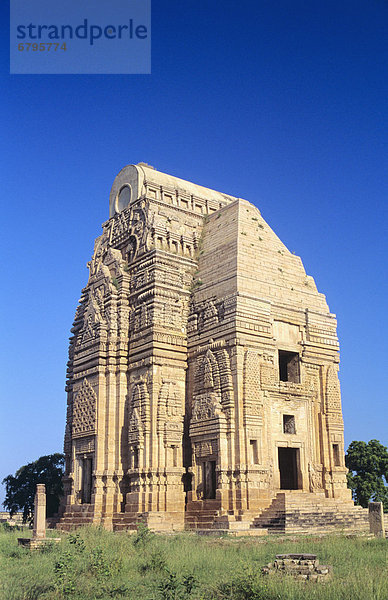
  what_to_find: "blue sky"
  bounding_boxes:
[1,1,387,503]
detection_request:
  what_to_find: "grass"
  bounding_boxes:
[0,524,386,599]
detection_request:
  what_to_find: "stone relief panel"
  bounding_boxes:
[82,289,106,330]
[72,379,97,438]
[164,422,182,446]
[128,380,150,445]
[216,301,225,322]
[191,349,224,422]
[77,307,100,345]
[130,302,150,334]
[128,408,143,446]
[158,381,183,419]
[157,381,184,445]
[199,350,221,392]
[76,243,128,346]
[189,298,225,334]
[109,205,148,258]
[103,247,125,278]
[216,348,234,412]
[191,393,223,422]
[87,228,110,284]
[190,347,234,424]
[194,439,218,458]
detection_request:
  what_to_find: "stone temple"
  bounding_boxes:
[59,163,369,533]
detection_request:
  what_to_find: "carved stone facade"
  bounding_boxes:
[60,163,352,531]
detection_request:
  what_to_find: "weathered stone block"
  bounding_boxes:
[369,502,386,538]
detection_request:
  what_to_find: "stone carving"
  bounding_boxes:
[128,381,150,443]
[158,381,182,419]
[204,300,217,321]
[109,206,148,255]
[72,379,97,438]
[196,350,221,393]
[164,422,182,445]
[194,439,218,458]
[79,315,96,344]
[204,356,214,389]
[308,463,323,492]
[83,289,105,327]
[104,247,125,277]
[87,228,110,283]
[191,348,225,422]
[128,408,143,445]
[192,393,222,421]
[216,349,233,410]
[190,298,224,333]
[216,301,225,322]
[283,416,296,434]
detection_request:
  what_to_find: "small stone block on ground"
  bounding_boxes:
[262,553,332,582]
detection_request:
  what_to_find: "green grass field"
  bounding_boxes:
[0,524,386,600]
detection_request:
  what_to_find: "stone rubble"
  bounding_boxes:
[262,553,332,582]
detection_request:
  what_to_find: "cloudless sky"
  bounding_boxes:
[1,0,387,504]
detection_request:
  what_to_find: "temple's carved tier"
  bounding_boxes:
[60,163,351,532]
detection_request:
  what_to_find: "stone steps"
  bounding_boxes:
[112,511,185,532]
[57,505,95,531]
[185,511,219,530]
[112,514,153,532]
[251,492,369,534]
[185,499,220,530]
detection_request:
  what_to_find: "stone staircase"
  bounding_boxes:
[184,500,268,536]
[57,504,95,531]
[251,492,370,535]
[185,493,370,536]
[112,512,140,532]
[184,499,220,531]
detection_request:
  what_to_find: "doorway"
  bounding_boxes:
[202,460,216,499]
[81,457,93,503]
[278,447,300,490]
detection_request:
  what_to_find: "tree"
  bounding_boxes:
[345,440,388,512]
[2,453,65,522]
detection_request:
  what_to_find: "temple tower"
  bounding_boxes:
[60,163,351,531]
